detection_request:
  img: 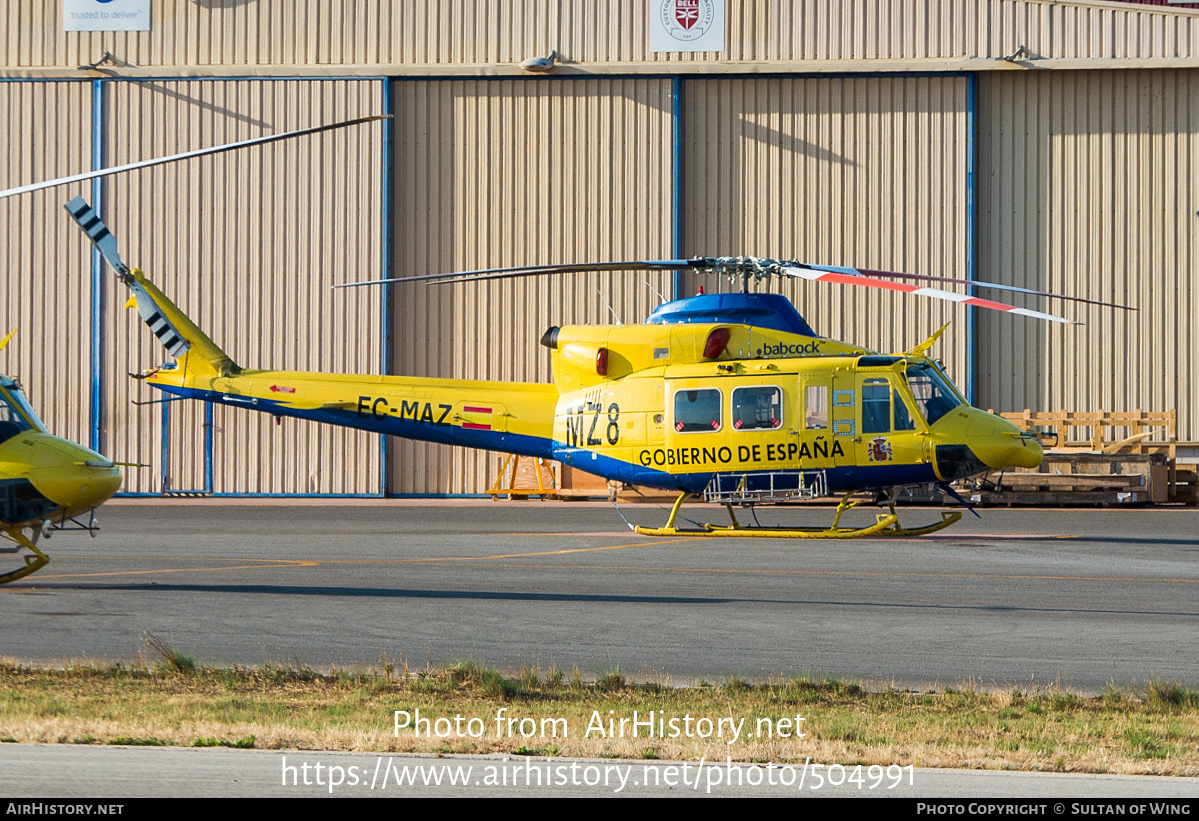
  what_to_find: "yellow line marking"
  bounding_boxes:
[30,560,317,580]
[24,540,686,582]
[443,539,685,560]
[233,539,692,563]
[47,539,683,568]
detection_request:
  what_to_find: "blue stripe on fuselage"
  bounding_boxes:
[551,451,938,494]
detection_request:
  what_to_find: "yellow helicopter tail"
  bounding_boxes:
[122,270,239,379]
[65,196,236,379]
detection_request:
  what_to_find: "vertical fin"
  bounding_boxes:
[65,197,236,376]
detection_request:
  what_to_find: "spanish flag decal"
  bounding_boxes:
[461,406,493,430]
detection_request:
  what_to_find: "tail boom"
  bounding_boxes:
[147,369,559,459]
[72,195,560,460]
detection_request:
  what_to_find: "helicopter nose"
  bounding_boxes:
[930,407,1043,482]
[963,411,1044,470]
[27,435,123,513]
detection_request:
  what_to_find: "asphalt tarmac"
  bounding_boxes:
[2,500,1197,691]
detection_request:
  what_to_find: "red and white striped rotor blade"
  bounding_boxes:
[781,265,1080,325]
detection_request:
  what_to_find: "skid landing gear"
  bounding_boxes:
[633,491,963,539]
[0,529,50,585]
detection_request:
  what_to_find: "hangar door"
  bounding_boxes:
[681,76,971,384]
[99,79,386,495]
[977,70,1199,440]
[388,79,674,495]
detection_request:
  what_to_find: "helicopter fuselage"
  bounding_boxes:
[140,287,1041,497]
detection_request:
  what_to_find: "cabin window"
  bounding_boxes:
[732,386,782,430]
[893,391,917,431]
[861,380,891,434]
[673,388,722,433]
[0,390,34,445]
[906,363,963,426]
[804,386,828,430]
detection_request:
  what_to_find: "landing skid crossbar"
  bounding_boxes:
[632,491,963,539]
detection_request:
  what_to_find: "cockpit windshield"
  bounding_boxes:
[904,362,964,426]
[0,381,44,444]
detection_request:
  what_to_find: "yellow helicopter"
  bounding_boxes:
[66,197,1128,539]
[0,329,122,584]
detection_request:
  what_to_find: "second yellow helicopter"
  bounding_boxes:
[0,330,122,584]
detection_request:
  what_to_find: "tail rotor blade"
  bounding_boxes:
[64,196,128,276]
[65,197,192,358]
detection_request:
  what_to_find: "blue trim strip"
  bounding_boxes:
[389,71,970,83]
[0,72,967,87]
[965,72,978,407]
[160,396,170,492]
[204,401,214,493]
[89,80,104,454]
[380,79,393,497]
[44,75,391,83]
[671,75,683,301]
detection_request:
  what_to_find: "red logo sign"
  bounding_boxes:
[674,0,700,29]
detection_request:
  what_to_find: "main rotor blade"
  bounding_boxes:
[332,259,697,289]
[780,265,1081,325]
[791,263,1133,311]
[334,254,1113,325]
[0,115,391,201]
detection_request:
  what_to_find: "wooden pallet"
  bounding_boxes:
[991,408,1176,455]
[996,474,1145,490]
[1170,466,1199,505]
[900,452,1171,507]
[997,452,1168,504]
[556,464,613,501]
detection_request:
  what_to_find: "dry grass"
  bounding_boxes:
[1,655,1196,776]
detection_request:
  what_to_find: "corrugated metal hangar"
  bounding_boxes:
[1,0,1196,496]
